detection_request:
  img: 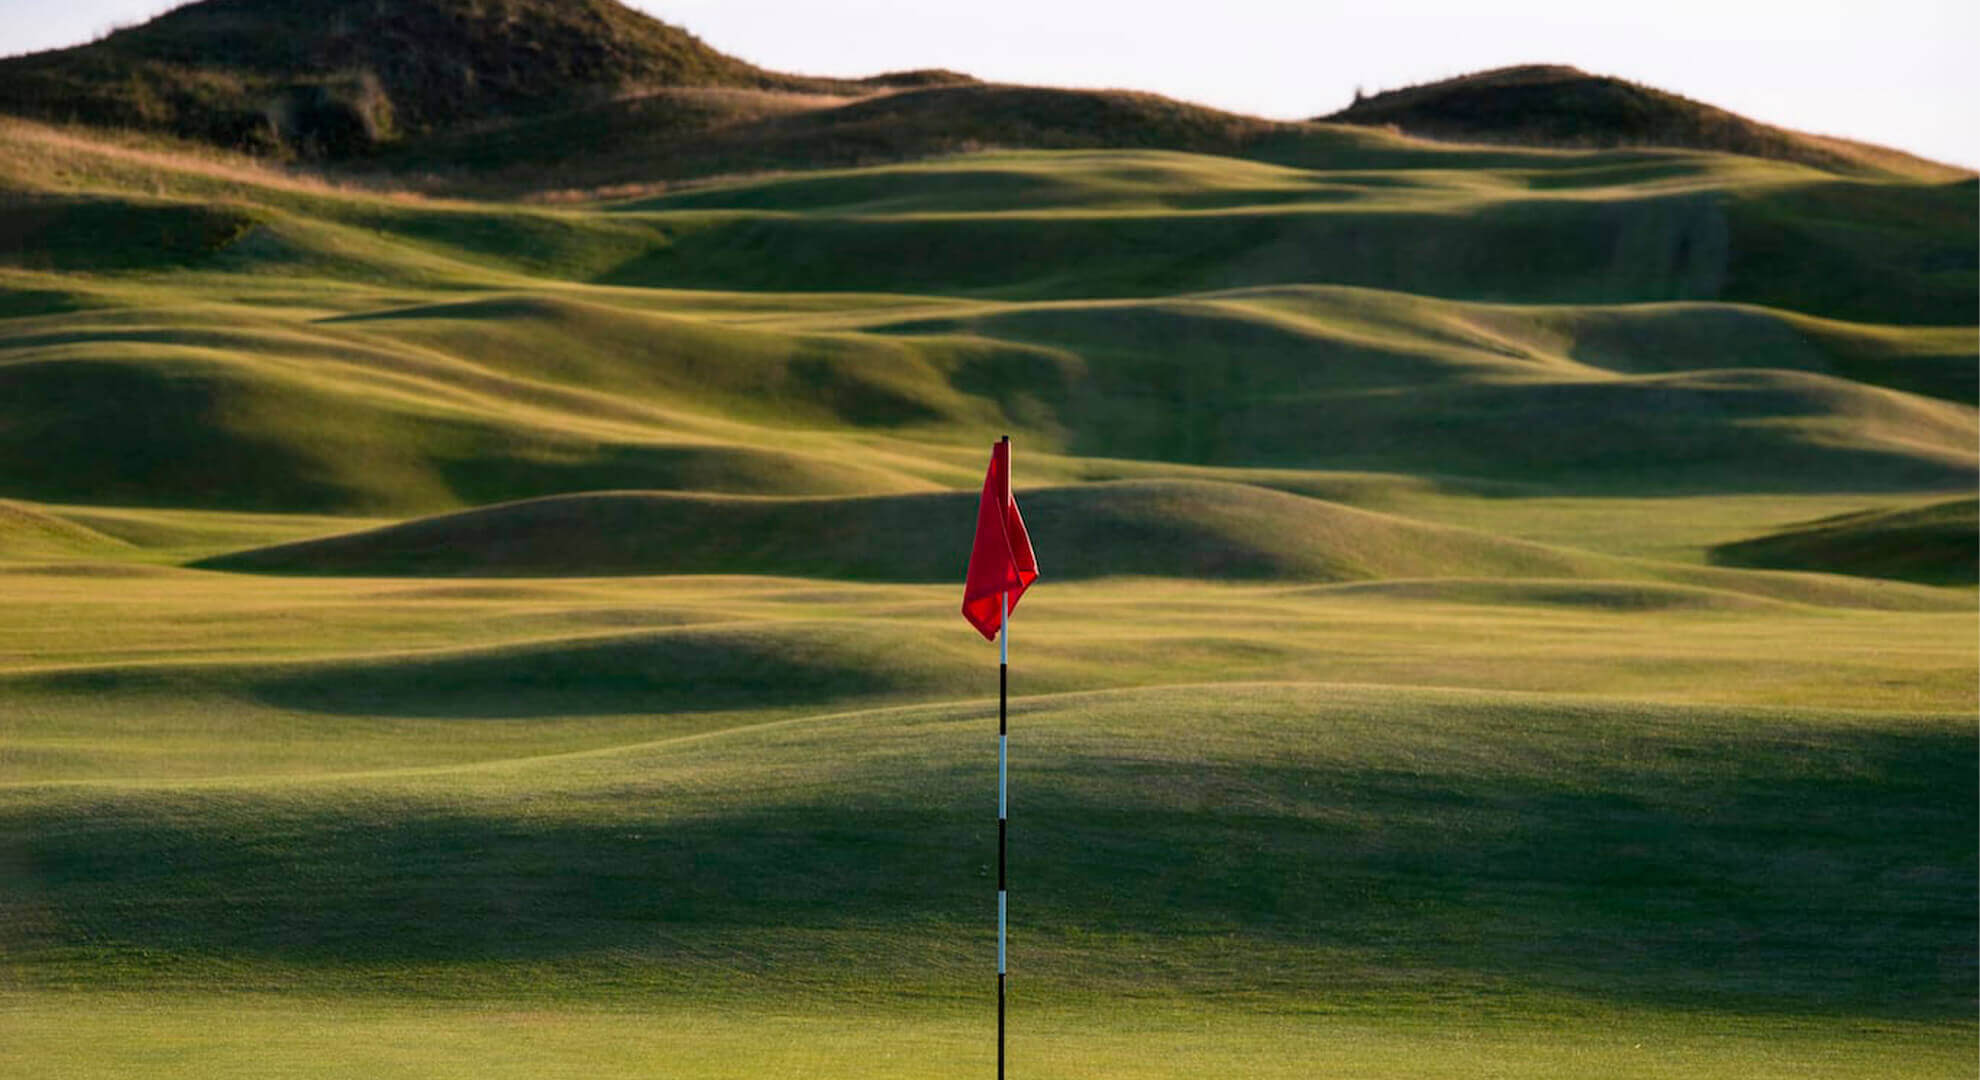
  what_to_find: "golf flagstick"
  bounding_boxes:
[960,435,1036,1078]
[998,588,1008,1080]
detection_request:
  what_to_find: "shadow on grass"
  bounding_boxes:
[18,625,956,719]
[5,718,1972,1017]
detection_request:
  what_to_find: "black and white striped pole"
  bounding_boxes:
[997,589,1009,1079]
[963,433,1034,1078]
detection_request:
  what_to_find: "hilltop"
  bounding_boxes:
[1325,65,1971,182]
[1,3,1967,189]
[0,0,955,157]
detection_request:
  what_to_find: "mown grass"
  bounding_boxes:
[5,994,1965,1080]
[0,566,1968,781]
[2,684,1972,1080]
[0,106,1973,1080]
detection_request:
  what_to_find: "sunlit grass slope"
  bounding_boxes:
[1,995,1967,1080]
[0,499,130,559]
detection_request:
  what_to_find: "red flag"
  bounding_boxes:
[961,438,1038,641]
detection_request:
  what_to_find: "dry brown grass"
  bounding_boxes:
[0,114,425,201]
[1327,65,1973,182]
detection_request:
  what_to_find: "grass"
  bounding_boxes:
[1326,65,1973,183]
[0,0,852,155]
[0,94,1973,1079]
[1711,497,1978,584]
[0,567,1968,779]
[3,683,1972,1080]
[190,481,1636,580]
[4,995,1966,1080]
[2,152,1971,512]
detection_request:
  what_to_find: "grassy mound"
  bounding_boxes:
[594,178,1971,325]
[1325,65,1972,182]
[195,480,1620,580]
[1495,299,1978,404]
[8,285,1965,514]
[881,295,1976,489]
[0,499,130,559]
[389,84,1290,194]
[5,118,1967,329]
[0,345,935,514]
[1710,497,1978,585]
[604,144,1822,217]
[16,621,987,720]
[320,292,1038,432]
[600,191,1747,303]
[1285,368,1976,492]
[610,148,1348,216]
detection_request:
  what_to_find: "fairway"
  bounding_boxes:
[1,16,1976,1075]
[2,566,1972,1077]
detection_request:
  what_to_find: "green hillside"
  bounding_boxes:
[0,7,1974,1078]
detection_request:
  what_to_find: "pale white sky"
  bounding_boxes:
[3,0,1975,168]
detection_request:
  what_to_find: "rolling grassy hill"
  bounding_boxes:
[1,119,1971,512]
[385,83,1292,196]
[192,481,1642,579]
[1324,64,1973,183]
[190,483,1976,615]
[0,5,1974,1078]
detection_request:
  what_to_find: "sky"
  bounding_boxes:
[2,0,1976,168]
